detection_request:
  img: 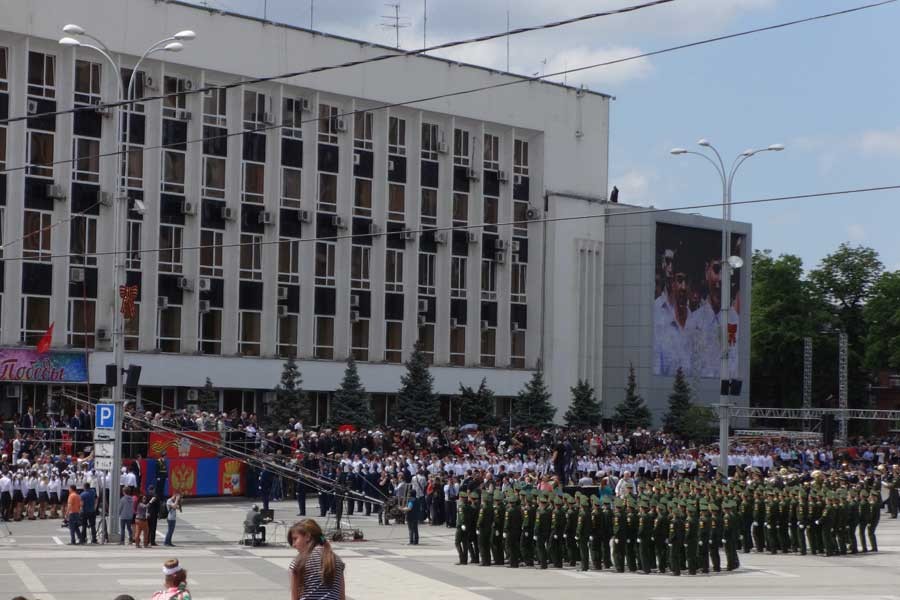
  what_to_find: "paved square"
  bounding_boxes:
[2,499,900,600]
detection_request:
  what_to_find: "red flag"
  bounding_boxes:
[36,322,54,354]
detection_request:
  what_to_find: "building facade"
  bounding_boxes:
[0,0,612,423]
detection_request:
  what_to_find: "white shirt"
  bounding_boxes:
[653,292,692,377]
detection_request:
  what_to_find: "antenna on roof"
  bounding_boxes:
[310,0,315,30]
[381,3,411,49]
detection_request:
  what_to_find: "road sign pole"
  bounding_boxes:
[108,399,123,540]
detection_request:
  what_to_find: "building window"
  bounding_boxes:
[0,126,6,171]
[26,131,54,178]
[419,323,434,365]
[420,188,437,228]
[67,299,96,348]
[0,47,7,91]
[318,103,339,144]
[23,210,52,262]
[240,233,263,280]
[385,249,404,293]
[200,229,224,277]
[124,302,140,351]
[385,321,402,363]
[421,122,439,161]
[514,139,529,175]
[203,156,226,199]
[481,259,497,300]
[452,192,468,226]
[242,161,265,204]
[157,306,182,353]
[483,133,500,171]
[199,308,222,355]
[243,89,270,131]
[74,60,101,105]
[279,238,301,284]
[27,51,56,98]
[483,196,498,231]
[0,208,4,258]
[203,86,227,127]
[282,166,302,209]
[21,296,51,345]
[318,173,337,213]
[353,178,372,217]
[453,129,470,166]
[351,319,369,362]
[123,144,143,189]
[388,184,405,223]
[511,329,526,368]
[239,310,261,356]
[278,314,299,358]
[162,75,189,118]
[159,224,184,273]
[354,111,373,150]
[282,97,304,139]
[315,241,336,287]
[389,116,406,155]
[72,137,100,183]
[514,200,529,236]
[314,316,334,359]
[480,327,496,367]
[70,215,98,266]
[451,256,467,298]
[418,252,436,296]
[351,245,371,290]
[161,150,186,194]
[511,262,527,303]
[126,220,142,270]
[120,67,147,112]
[450,326,466,366]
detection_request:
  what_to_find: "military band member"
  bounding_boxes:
[858,489,870,553]
[765,490,780,555]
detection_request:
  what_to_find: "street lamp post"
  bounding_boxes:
[670,140,783,478]
[59,26,195,540]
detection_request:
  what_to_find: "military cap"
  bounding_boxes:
[470,490,480,500]
[579,495,589,507]
[614,497,625,509]
[602,495,613,506]
[591,495,601,506]
[553,495,564,506]
[459,490,468,500]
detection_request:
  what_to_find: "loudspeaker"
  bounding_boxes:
[821,414,835,446]
[125,365,142,388]
[729,379,743,396]
[720,380,730,395]
[105,364,118,387]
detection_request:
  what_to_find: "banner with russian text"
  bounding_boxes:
[147,431,221,459]
[0,349,88,382]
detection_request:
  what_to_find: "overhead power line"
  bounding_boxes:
[0,0,892,177]
[1,183,896,264]
[0,0,678,126]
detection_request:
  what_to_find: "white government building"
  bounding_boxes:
[0,0,748,425]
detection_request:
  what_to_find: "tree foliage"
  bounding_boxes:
[864,270,900,371]
[512,370,556,428]
[613,364,651,430]
[198,377,217,412]
[663,367,694,436]
[394,342,442,430]
[680,405,717,443]
[270,356,309,429]
[564,379,602,428]
[457,378,499,428]
[330,357,374,429]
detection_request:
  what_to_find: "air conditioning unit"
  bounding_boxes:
[480,320,490,331]
[514,174,525,186]
[187,389,199,402]
[350,294,360,308]
[511,240,521,253]
[47,184,67,200]
[221,206,236,221]
[157,296,169,310]
[69,266,85,283]
[97,191,113,207]
[449,317,459,328]
[96,328,111,342]
[6,385,21,399]
[467,231,479,244]
[276,305,289,318]
[494,251,506,264]
[466,167,480,181]
[525,206,540,220]
[388,159,396,172]
[350,310,360,323]
[198,299,211,313]
[512,321,525,332]
[27,100,38,115]
[417,315,427,326]
[437,141,449,154]
[95,104,113,118]
[144,76,158,90]
[434,231,448,244]
[258,211,274,225]
[277,286,289,300]
[498,170,509,183]
[353,153,361,166]
[335,118,348,132]
[402,230,416,241]
[198,278,212,292]
[299,97,312,112]
[261,112,276,126]
[368,223,382,235]
[331,215,347,229]
[495,239,508,252]
[180,201,196,215]
[297,209,312,223]
[176,110,192,122]
[417,299,428,314]
[177,277,193,291]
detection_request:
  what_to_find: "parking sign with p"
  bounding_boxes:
[96,403,115,429]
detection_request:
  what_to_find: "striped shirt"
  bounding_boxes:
[288,545,345,600]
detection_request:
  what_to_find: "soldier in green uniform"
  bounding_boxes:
[467,491,481,564]
[685,502,699,575]
[846,489,859,554]
[667,502,685,576]
[520,490,536,567]
[858,489,870,553]
[723,500,740,571]
[504,491,523,568]
[624,498,639,572]
[612,498,626,573]
[565,494,579,567]
[764,489,780,555]
[455,491,470,564]
[808,489,823,555]
[818,492,835,556]
[654,501,669,574]
[752,489,766,553]
[708,501,722,573]
[600,496,614,569]
[477,489,494,566]
[741,490,754,553]
[535,493,552,569]
[576,494,592,571]
[793,487,807,555]
[590,495,604,570]
[698,501,711,574]
[491,491,506,565]
[866,490,879,552]
[550,495,566,568]
[778,489,791,552]
[637,499,655,574]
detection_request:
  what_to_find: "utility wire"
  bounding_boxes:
[0,199,104,252]
[0,0,677,126]
[0,0,892,177]
[0,183,896,264]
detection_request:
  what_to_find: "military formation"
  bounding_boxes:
[453,469,886,575]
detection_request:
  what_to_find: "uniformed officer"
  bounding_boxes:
[866,490,879,552]
[504,491,523,568]
[808,488,823,555]
[752,489,766,553]
[589,495,604,570]
[565,494,579,567]
[599,495,614,569]
[698,501,711,574]
[723,500,740,570]
[535,493,552,569]
[846,489,860,554]
[477,489,493,566]
[685,502,699,575]
[612,497,626,573]
[764,489,780,555]
[454,491,469,565]
[708,501,722,573]
[575,494,591,571]
[520,490,536,567]
[491,491,506,566]
[637,499,655,574]
[668,501,685,576]
[858,489,871,553]
[550,495,566,568]
[654,500,669,574]
[624,497,639,573]
[467,490,480,564]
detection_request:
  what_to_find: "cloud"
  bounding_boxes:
[858,128,900,158]
[613,168,655,205]
[848,223,866,242]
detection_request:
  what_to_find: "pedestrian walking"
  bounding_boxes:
[118,487,135,545]
[134,494,150,548]
[164,493,182,547]
[287,519,346,600]
[66,484,82,545]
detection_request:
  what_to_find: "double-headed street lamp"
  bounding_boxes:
[670,139,784,478]
[59,25,196,539]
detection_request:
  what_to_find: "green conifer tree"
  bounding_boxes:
[564,379,602,428]
[394,342,441,430]
[330,357,374,428]
[512,369,556,428]
[457,378,499,427]
[613,364,652,429]
[663,367,694,437]
[270,356,308,429]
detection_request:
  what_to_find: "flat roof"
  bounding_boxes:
[169,0,612,99]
